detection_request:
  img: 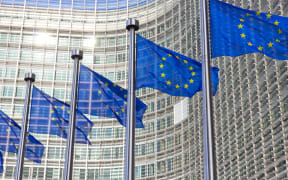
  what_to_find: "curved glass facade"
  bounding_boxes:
[0,0,287,179]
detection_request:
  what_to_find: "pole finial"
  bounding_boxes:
[24,73,35,82]
[71,49,83,60]
[126,18,139,31]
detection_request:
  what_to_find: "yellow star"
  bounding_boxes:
[184,84,188,88]
[191,72,196,76]
[256,12,260,16]
[268,42,273,47]
[105,83,108,86]
[27,139,30,143]
[238,24,243,29]
[240,18,245,22]
[168,54,172,57]
[56,124,59,127]
[124,101,127,104]
[183,60,188,63]
[6,135,9,139]
[275,39,280,42]
[51,110,54,113]
[66,129,68,132]
[166,81,171,85]
[274,21,279,26]
[54,106,57,109]
[116,112,119,115]
[16,146,18,149]
[52,117,55,120]
[278,29,282,34]
[61,128,64,132]
[99,98,103,102]
[11,142,13,145]
[162,57,166,61]
[121,108,125,112]
[106,105,109,108]
[257,46,263,51]
[266,14,271,18]
[113,83,117,87]
[240,33,246,38]
[176,56,179,59]
[124,94,127,98]
[189,66,193,70]
[6,128,10,132]
[246,13,251,16]
[98,90,102,94]
[61,106,65,110]
[189,79,194,83]
[120,88,123,91]
[161,73,165,77]
[175,84,180,88]
[160,64,164,68]
[248,42,253,46]
[67,110,70,114]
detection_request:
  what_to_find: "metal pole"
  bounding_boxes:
[15,73,35,180]
[200,0,217,179]
[124,18,139,180]
[63,49,82,180]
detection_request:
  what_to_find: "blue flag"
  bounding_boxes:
[136,35,219,97]
[210,0,288,60]
[29,86,93,144]
[0,152,3,173]
[77,64,147,128]
[0,110,44,163]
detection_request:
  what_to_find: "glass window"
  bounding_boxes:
[0,33,8,42]
[55,71,67,81]
[43,69,54,81]
[70,38,82,47]
[0,48,6,60]
[9,34,20,44]
[117,53,126,62]
[57,51,70,63]
[106,55,116,64]
[58,37,69,46]
[54,88,65,99]
[5,166,14,178]
[8,48,18,60]
[3,86,14,97]
[14,104,23,116]
[32,50,44,62]
[5,68,16,78]
[148,164,154,176]
[45,51,56,63]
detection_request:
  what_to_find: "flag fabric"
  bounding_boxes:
[29,86,93,144]
[0,110,44,164]
[210,0,288,60]
[136,34,219,97]
[0,152,3,173]
[77,64,147,128]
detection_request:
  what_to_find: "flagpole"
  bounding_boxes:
[63,49,82,180]
[200,0,217,179]
[124,18,139,180]
[15,73,35,180]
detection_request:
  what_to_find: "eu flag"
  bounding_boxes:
[78,64,147,128]
[29,86,93,144]
[136,35,219,97]
[0,152,3,173]
[210,0,288,60]
[0,110,44,163]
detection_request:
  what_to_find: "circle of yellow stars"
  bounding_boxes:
[97,84,127,118]
[160,53,197,89]
[239,12,282,52]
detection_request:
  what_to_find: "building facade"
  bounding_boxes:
[0,0,287,179]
